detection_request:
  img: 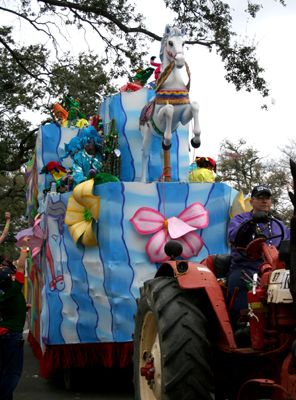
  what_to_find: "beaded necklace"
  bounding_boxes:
[255,221,273,246]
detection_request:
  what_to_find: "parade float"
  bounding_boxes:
[24,26,238,384]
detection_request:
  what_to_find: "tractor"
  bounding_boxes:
[133,162,296,400]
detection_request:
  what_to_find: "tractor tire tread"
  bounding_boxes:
[134,276,211,400]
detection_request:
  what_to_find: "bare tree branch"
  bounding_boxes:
[38,0,214,46]
[0,37,43,81]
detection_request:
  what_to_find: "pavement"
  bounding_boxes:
[14,330,134,400]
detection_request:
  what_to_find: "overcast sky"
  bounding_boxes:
[5,0,296,163]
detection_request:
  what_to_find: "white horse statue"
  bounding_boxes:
[139,25,201,182]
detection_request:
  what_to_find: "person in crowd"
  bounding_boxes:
[227,185,290,346]
[150,56,161,81]
[189,157,216,182]
[62,126,102,188]
[0,256,16,273]
[64,95,88,129]
[0,236,30,399]
[0,213,11,246]
[53,104,68,127]
[120,67,155,92]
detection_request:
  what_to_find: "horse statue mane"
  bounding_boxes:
[139,25,201,182]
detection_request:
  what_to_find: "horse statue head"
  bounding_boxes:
[159,25,186,69]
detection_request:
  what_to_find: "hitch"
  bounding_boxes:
[140,357,155,382]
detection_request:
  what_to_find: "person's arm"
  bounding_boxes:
[228,213,255,246]
[289,191,295,206]
[0,212,10,245]
[283,223,291,239]
[17,236,29,274]
[72,153,86,186]
[287,182,295,206]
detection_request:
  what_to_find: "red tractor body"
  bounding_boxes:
[135,235,296,400]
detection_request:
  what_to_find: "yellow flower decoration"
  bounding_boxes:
[230,190,252,218]
[65,179,100,246]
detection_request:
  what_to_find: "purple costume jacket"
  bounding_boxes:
[228,211,290,273]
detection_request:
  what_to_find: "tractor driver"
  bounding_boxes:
[227,185,290,346]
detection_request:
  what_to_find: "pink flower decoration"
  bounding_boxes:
[130,202,209,263]
[15,218,45,249]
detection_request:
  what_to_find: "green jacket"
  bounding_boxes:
[0,274,26,332]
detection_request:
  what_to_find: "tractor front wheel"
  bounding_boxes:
[133,276,212,400]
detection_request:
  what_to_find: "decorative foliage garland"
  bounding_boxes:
[102,118,122,180]
[155,61,175,92]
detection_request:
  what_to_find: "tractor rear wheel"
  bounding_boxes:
[133,276,212,400]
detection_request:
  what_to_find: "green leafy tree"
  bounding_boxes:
[46,52,118,119]
[216,138,292,223]
[279,138,296,175]
[1,0,287,98]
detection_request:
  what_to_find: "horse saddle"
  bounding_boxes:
[139,98,155,126]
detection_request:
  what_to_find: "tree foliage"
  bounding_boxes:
[1,0,286,97]
[279,138,296,174]
[216,138,292,223]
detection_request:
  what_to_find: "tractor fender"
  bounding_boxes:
[156,260,236,348]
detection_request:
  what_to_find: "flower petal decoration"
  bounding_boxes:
[230,191,252,218]
[177,202,209,229]
[178,232,204,259]
[167,216,196,239]
[130,202,209,263]
[65,179,100,246]
[64,196,85,225]
[146,230,170,264]
[32,247,41,261]
[15,218,45,248]
[73,179,100,221]
[130,207,165,234]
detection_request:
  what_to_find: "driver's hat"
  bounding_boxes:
[251,185,272,198]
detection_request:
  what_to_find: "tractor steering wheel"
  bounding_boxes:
[234,215,285,259]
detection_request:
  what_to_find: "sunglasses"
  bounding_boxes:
[256,195,271,200]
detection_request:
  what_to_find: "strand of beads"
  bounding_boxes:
[102,119,122,179]
[256,222,272,246]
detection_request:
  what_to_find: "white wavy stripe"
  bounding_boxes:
[121,90,151,180]
[176,124,191,180]
[99,95,112,124]
[126,135,144,178]
[130,260,157,299]
[40,285,49,352]
[46,217,80,343]
[123,182,159,197]
[36,126,45,204]
[112,314,134,340]
[82,246,113,342]
[123,228,149,255]
[59,237,80,344]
